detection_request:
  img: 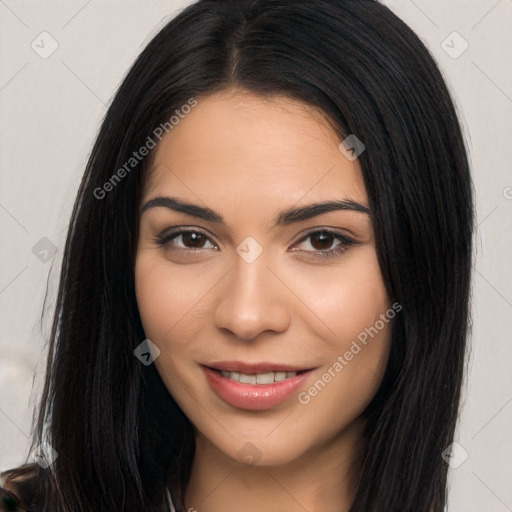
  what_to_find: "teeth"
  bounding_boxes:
[239,373,256,384]
[256,372,274,384]
[219,370,298,384]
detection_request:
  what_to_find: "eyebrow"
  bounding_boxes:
[141,196,370,226]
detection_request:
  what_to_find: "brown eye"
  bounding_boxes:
[156,229,217,250]
[309,231,336,251]
[181,231,208,248]
[292,229,355,259]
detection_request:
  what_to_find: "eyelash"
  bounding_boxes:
[154,228,355,259]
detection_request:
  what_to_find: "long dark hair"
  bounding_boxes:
[2,1,473,510]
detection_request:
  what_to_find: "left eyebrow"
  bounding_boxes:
[140,196,370,226]
[274,199,370,226]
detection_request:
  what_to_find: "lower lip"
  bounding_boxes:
[203,366,312,411]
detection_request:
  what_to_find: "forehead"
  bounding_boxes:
[143,89,367,211]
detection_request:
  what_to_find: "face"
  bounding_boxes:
[135,88,392,467]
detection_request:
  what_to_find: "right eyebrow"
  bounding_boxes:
[140,197,224,222]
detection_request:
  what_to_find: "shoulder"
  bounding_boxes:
[0,463,39,511]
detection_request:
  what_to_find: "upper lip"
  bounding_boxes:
[204,361,313,373]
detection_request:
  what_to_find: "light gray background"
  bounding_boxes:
[0,1,511,510]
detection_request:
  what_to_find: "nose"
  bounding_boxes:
[214,254,290,341]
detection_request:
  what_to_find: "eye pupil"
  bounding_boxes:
[183,232,206,248]
[311,232,334,250]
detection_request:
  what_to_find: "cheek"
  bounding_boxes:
[289,250,391,408]
[284,249,389,346]
[135,253,213,343]
[135,256,205,400]
[296,312,392,440]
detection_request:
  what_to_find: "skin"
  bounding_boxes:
[135,88,392,512]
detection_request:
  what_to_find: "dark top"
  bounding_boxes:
[0,464,37,512]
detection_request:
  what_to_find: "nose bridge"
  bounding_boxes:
[232,253,269,304]
[214,248,290,340]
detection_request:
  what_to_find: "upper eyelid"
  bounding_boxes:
[294,228,353,242]
[158,225,218,241]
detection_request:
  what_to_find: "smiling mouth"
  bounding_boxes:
[202,364,315,410]
[208,368,309,385]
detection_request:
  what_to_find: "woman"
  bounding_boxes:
[0,0,473,510]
